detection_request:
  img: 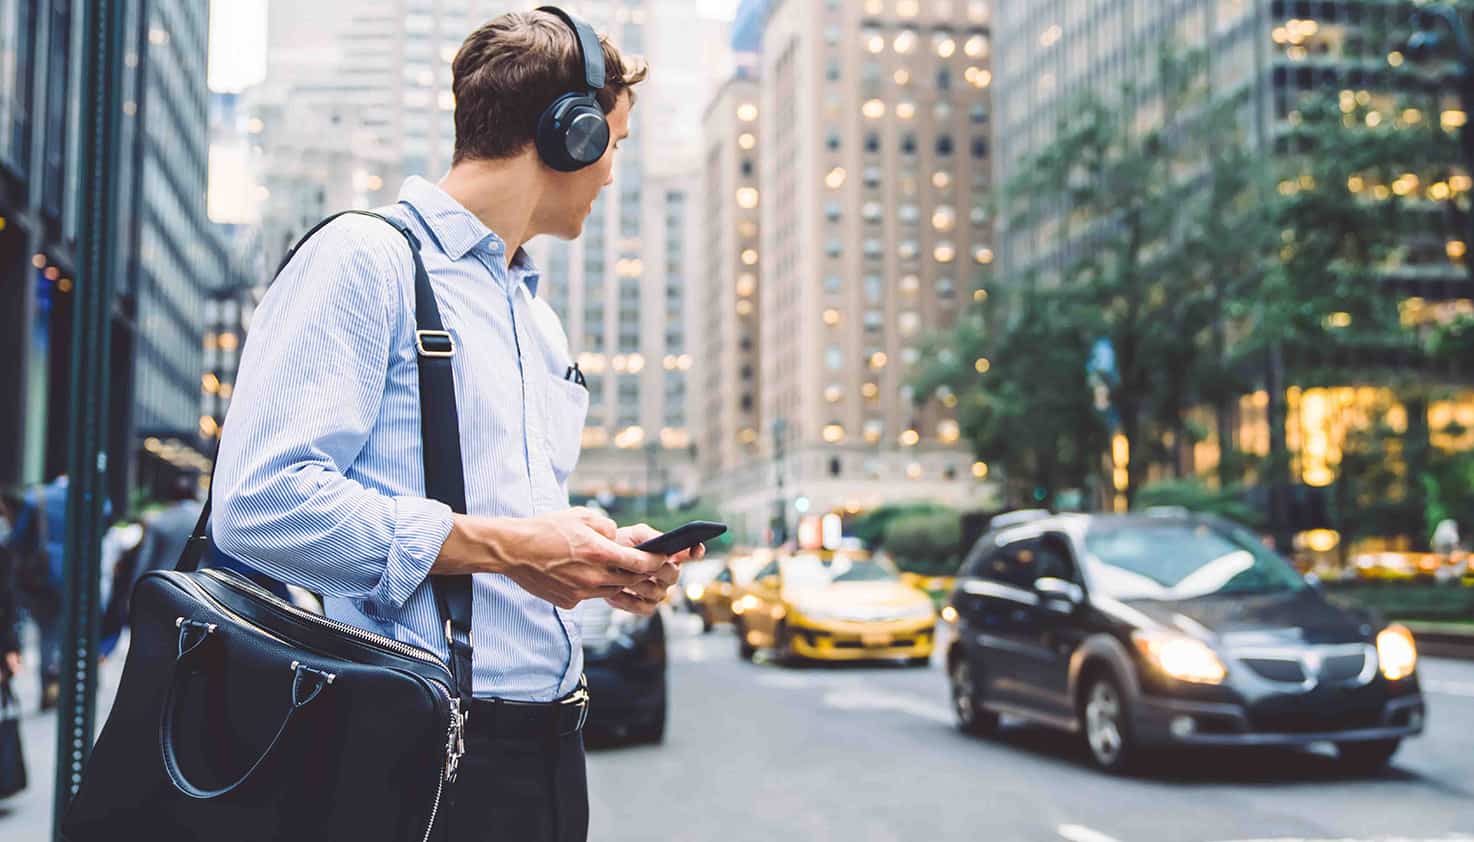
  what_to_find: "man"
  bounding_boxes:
[214,9,690,841]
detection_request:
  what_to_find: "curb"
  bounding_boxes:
[1406,623,1474,661]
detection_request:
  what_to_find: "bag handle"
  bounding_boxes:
[158,619,334,799]
[176,210,474,708]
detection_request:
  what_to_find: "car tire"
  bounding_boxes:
[1080,672,1138,775]
[736,620,756,662]
[632,707,667,745]
[949,657,999,737]
[700,611,714,634]
[905,656,932,668]
[1335,739,1400,774]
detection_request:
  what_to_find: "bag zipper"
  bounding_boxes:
[419,684,466,842]
[199,568,448,671]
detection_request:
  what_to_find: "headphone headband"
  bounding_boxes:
[537,5,606,92]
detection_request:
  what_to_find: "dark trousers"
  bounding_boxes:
[441,729,588,842]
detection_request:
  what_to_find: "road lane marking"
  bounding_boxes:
[1209,837,1474,842]
[1424,679,1474,698]
[820,688,954,725]
[1058,825,1123,842]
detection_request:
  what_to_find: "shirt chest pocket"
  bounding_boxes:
[541,376,589,486]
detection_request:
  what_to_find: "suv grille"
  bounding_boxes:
[1242,658,1306,684]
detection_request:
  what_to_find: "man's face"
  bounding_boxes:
[541,91,631,239]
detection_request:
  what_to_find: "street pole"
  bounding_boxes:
[771,417,787,545]
[53,0,126,835]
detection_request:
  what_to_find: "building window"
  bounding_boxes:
[865,131,881,153]
[825,274,843,293]
[937,67,952,89]
[863,166,883,187]
[934,101,952,122]
[970,103,988,124]
[825,199,843,221]
[898,240,919,260]
[971,137,989,159]
[825,346,844,370]
[864,238,884,259]
[937,135,954,156]
[864,275,884,302]
[826,58,841,81]
[901,133,917,156]
[898,203,920,224]
[826,129,842,151]
[826,238,843,258]
[862,201,883,222]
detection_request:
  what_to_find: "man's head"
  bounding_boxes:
[451,9,646,238]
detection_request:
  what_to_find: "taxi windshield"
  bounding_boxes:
[782,556,895,588]
[1083,521,1306,601]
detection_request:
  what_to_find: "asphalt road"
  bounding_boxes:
[586,614,1474,842]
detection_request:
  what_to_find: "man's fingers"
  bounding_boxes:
[605,591,657,616]
[599,538,666,574]
[574,507,618,539]
[650,561,679,588]
[623,578,667,603]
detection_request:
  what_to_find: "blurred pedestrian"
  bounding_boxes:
[0,496,21,684]
[6,476,67,710]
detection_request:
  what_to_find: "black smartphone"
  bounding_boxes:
[634,521,727,555]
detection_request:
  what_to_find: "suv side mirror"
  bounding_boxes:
[759,574,781,589]
[1034,577,1083,607]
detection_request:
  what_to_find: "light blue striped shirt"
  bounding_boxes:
[214,176,588,702]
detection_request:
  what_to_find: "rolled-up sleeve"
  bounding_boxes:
[213,216,453,607]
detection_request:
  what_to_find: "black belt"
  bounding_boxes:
[466,682,590,740]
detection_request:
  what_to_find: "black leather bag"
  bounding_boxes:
[0,680,25,800]
[62,211,477,842]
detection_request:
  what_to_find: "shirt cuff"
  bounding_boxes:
[369,495,456,609]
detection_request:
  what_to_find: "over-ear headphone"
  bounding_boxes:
[534,6,610,172]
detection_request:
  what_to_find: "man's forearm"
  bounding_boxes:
[432,514,521,576]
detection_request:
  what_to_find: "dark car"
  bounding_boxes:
[574,599,667,744]
[944,512,1425,774]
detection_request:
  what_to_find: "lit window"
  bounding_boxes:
[741,248,759,265]
[824,384,843,402]
[736,187,759,209]
[823,423,847,443]
[932,170,952,189]
[972,461,989,478]
[825,167,847,188]
[965,66,992,88]
[935,33,956,58]
[894,68,911,85]
[897,101,916,120]
[897,0,919,17]
[738,132,756,150]
[864,28,885,54]
[823,309,842,326]
[935,101,953,122]
[973,245,994,264]
[899,428,920,446]
[933,205,956,231]
[900,274,921,293]
[1039,24,1062,47]
[964,33,988,57]
[898,240,919,260]
[967,0,987,22]
[737,102,758,121]
[864,0,884,13]
[894,28,917,54]
[863,419,884,442]
[934,242,957,262]
[862,98,887,119]
[899,312,921,336]
[862,201,883,222]
[870,351,889,369]
[736,274,757,297]
[862,383,881,399]
[736,299,754,316]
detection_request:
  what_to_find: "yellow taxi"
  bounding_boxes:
[731,551,937,665]
[1351,552,1443,581]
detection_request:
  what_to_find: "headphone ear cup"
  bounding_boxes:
[536,93,610,172]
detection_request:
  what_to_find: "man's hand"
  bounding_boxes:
[608,523,707,615]
[437,508,672,611]
[2,651,19,680]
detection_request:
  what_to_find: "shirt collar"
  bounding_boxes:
[396,176,542,296]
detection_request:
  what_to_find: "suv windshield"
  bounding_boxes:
[1083,521,1306,601]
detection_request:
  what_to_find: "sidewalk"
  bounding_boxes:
[1,629,127,841]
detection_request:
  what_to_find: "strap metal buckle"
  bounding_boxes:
[416,329,455,358]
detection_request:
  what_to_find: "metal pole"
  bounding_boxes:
[53,0,127,835]
[771,417,787,545]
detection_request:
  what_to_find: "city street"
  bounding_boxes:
[587,615,1474,842]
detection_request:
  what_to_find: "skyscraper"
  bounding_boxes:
[699,0,996,541]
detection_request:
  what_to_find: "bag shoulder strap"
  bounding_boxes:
[178,209,474,707]
[33,485,47,557]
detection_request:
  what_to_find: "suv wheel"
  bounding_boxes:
[1081,673,1137,774]
[949,657,999,736]
[1335,739,1400,774]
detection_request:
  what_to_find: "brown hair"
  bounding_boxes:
[451,10,648,164]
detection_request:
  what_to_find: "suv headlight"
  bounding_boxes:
[1377,624,1418,681]
[1132,630,1227,685]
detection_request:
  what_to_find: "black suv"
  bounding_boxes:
[575,599,667,744]
[944,512,1426,774]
